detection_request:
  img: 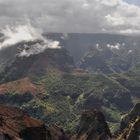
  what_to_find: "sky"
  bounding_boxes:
[125,0,140,5]
[0,0,140,34]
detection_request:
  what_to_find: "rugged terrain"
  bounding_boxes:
[1,104,140,140]
[0,33,140,138]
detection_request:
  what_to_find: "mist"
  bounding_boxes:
[0,22,61,57]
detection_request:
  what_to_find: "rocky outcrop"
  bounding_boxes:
[0,105,46,140]
[117,116,140,140]
[116,103,140,140]
[75,109,112,140]
[120,103,140,131]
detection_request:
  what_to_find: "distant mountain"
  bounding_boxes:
[79,41,140,73]
[46,33,140,73]
[46,33,140,61]
[0,42,74,83]
[1,33,140,73]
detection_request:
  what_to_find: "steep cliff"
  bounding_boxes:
[75,109,112,140]
[0,105,46,140]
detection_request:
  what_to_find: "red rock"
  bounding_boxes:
[0,78,44,96]
[0,105,46,140]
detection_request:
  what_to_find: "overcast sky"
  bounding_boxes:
[0,0,140,34]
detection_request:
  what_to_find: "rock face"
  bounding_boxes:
[120,103,140,131]
[75,109,112,140]
[117,103,140,140]
[117,117,140,140]
[0,105,46,140]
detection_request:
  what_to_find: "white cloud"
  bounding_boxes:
[105,14,125,26]
[98,0,120,7]
[0,0,140,34]
[0,22,61,56]
[107,43,120,50]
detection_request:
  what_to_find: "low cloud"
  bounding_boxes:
[0,22,61,56]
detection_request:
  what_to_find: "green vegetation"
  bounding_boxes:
[1,70,140,132]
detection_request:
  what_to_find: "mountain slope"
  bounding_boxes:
[0,47,74,84]
[1,33,140,134]
[1,33,140,72]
